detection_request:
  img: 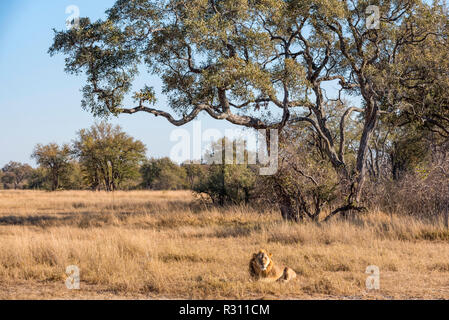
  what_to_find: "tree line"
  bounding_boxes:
[2,119,447,223]
[0,122,258,203]
[0,122,176,191]
[47,0,449,221]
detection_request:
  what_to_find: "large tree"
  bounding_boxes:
[378,2,449,140]
[49,0,448,219]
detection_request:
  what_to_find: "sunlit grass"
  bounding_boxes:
[0,190,448,299]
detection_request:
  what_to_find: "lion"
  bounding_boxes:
[249,249,297,282]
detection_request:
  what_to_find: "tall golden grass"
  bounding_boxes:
[1,190,449,299]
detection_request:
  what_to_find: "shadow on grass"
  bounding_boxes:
[0,215,73,227]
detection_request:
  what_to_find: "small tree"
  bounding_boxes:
[31,144,71,191]
[194,138,256,205]
[1,161,33,189]
[73,122,146,191]
[182,163,206,190]
[140,157,188,190]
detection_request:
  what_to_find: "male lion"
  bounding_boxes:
[249,249,296,282]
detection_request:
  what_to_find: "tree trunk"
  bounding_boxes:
[444,203,449,230]
[244,188,250,204]
[278,193,299,222]
[52,171,59,191]
[353,98,379,204]
[280,203,299,222]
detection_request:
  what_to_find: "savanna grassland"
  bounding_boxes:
[0,190,449,300]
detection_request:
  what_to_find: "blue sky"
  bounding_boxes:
[0,0,238,167]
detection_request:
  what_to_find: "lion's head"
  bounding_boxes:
[252,249,273,272]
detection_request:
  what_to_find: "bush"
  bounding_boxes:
[193,138,257,205]
[140,158,188,190]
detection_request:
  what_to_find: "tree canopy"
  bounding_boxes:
[141,157,188,190]
[73,122,147,190]
[31,143,72,191]
[1,162,33,189]
[49,0,449,214]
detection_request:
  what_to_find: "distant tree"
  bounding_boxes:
[31,143,72,191]
[182,163,205,190]
[195,164,256,206]
[73,122,146,191]
[141,157,187,190]
[24,161,84,191]
[194,138,256,205]
[1,161,33,189]
[26,167,50,190]
[63,161,86,190]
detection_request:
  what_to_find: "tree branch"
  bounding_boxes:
[339,107,363,162]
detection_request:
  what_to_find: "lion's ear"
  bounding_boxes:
[253,253,257,258]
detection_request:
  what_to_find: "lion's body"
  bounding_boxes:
[249,249,296,283]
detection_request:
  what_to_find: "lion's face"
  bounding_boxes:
[253,250,272,271]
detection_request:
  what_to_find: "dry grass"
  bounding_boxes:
[1,190,449,300]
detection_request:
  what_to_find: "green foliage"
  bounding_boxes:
[389,130,430,180]
[194,163,257,205]
[73,122,146,190]
[193,138,256,205]
[26,167,51,190]
[377,2,449,140]
[183,163,206,190]
[49,0,447,122]
[1,161,33,189]
[140,157,188,190]
[47,0,449,218]
[31,143,72,191]
[62,162,85,190]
